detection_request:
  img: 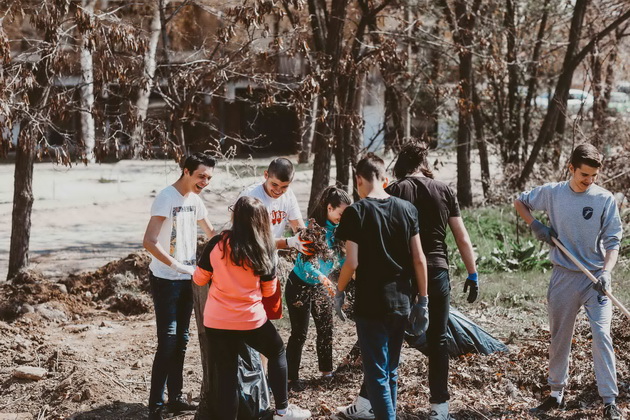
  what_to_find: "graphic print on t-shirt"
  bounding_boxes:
[170,205,197,265]
[270,210,287,226]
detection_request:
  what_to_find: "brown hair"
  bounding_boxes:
[570,143,602,169]
[222,196,275,275]
[392,141,434,179]
[355,152,386,182]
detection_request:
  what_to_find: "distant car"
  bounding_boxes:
[533,89,593,114]
[607,92,630,115]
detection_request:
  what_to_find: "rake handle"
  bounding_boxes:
[551,237,630,321]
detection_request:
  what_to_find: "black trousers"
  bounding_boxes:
[205,320,288,419]
[285,271,334,381]
[359,267,451,404]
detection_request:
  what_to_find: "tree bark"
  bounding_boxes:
[505,0,521,164]
[131,0,165,156]
[79,0,97,163]
[298,95,318,164]
[472,83,490,199]
[193,283,214,419]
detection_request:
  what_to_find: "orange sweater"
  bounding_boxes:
[193,239,277,330]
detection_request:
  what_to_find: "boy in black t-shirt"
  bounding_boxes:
[335,153,429,420]
[386,142,478,420]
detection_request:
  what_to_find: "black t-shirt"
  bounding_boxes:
[336,196,419,319]
[386,176,460,270]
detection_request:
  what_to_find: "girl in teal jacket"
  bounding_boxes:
[285,186,352,391]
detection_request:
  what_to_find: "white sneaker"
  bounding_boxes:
[273,403,311,420]
[336,396,375,419]
[429,402,452,420]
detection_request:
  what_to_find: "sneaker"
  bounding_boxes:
[273,403,311,419]
[289,379,307,392]
[336,396,375,419]
[168,395,197,412]
[148,405,165,420]
[604,403,622,420]
[530,395,565,413]
[429,402,452,420]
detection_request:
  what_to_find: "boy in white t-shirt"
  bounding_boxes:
[143,153,216,420]
[239,158,313,255]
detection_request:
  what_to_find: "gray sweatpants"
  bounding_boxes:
[547,265,618,401]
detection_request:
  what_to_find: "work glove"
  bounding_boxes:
[529,220,558,246]
[334,290,347,321]
[287,232,314,256]
[463,272,479,303]
[408,296,429,336]
[593,270,612,296]
[170,261,195,276]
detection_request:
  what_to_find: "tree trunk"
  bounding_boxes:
[298,95,318,164]
[505,0,521,164]
[472,84,490,199]
[307,0,348,214]
[79,0,97,163]
[193,283,214,419]
[8,132,35,279]
[518,0,589,187]
[454,0,474,208]
[131,0,165,156]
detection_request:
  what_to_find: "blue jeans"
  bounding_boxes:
[149,274,193,407]
[355,314,407,420]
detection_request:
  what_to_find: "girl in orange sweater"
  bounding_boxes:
[194,196,310,420]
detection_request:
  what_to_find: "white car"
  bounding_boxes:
[533,89,593,114]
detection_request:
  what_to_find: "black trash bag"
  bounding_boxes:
[405,306,508,357]
[237,343,273,420]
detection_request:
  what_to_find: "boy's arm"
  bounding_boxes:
[513,198,535,224]
[603,249,619,273]
[143,216,175,267]
[288,218,306,232]
[198,217,216,238]
[448,216,477,274]
[410,234,428,297]
[337,240,358,292]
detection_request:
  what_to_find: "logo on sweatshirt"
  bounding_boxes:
[582,207,593,220]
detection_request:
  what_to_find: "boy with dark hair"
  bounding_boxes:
[239,157,312,255]
[385,141,477,420]
[335,152,429,420]
[514,143,623,420]
[143,153,217,420]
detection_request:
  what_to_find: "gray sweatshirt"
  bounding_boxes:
[518,181,622,272]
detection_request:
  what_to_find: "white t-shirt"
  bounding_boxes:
[149,185,208,280]
[238,182,303,238]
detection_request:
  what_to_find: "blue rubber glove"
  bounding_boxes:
[529,220,557,246]
[408,296,429,336]
[334,290,347,321]
[593,270,611,296]
[463,272,479,303]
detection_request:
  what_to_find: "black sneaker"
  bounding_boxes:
[288,380,307,392]
[530,396,565,413]
[168,395,197,413]
[604,403,622,420]
[148,405,165,420]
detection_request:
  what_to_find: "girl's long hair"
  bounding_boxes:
[309,186,352,227]
[392,141,434,180]
[223,196,275,275]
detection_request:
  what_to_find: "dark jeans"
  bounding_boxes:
[149,274,193,407]
[356,314,407,420]
[206,320,288,419]
[426,268,451,403]
[358,268,451,405]
[285,272,334,380]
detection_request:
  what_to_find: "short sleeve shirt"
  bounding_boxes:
[238,182,303,238]
[336,196,419,319]
[386,176,461,269]
[148,186,207,280]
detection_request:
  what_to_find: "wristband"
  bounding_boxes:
[285,238,289,248]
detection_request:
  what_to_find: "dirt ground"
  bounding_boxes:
[1,154,628,419]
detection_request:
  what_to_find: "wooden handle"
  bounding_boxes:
[551,237,630,321]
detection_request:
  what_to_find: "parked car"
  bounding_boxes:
[607,91,630,115]
[533,89,593,114]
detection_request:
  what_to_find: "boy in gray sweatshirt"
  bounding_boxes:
[514,143,623,420]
